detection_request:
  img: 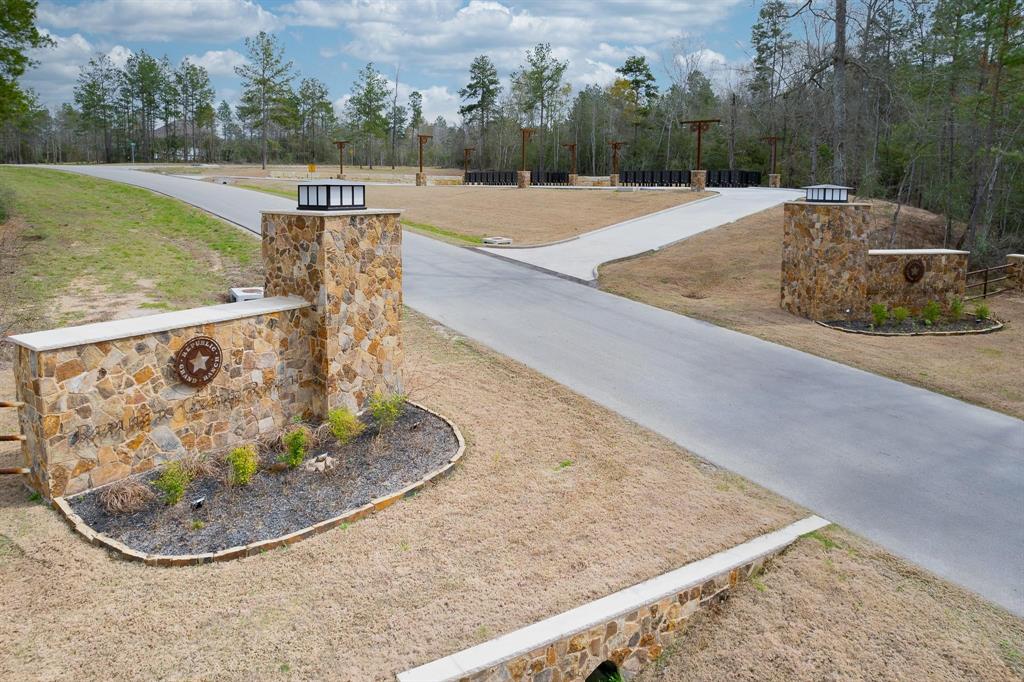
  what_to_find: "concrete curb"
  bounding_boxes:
[52,400,465,566]
[398,515,830,681]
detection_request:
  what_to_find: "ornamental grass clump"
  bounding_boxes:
[179,453,218,480]
[870,303,888,327]
[921,300,942,326]
[328,407,365,444]
[279,428,308,468]
[974,302,990,320]
[892,306,910,323]
[370,392,406,431]
[98,478,156,514]
[227,445,259,485]
[153,462,191,506]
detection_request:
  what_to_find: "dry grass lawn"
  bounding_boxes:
[638,526,1024,681]
[2,185,1019,681]
[0,306,803,681]
[600,203,1024,419]
[234,178,713,245]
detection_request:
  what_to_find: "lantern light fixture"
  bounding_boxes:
[803,184,852,203]
[297,181,366,211]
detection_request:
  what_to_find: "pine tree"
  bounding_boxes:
[345,63,389,168]
[459,55,501,166]
[235,31,294,169]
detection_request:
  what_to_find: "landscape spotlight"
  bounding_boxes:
[803,184,852,203]
[297,181,366,211]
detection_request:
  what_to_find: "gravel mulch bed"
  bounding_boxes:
[820,317,1003,336]
[68,404,458,555]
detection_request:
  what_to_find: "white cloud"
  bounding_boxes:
[38,0,279,41]
[21,30,131,107]
[187,49,247,75]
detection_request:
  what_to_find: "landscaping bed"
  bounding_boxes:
[821,316,1003,335]
[67,403,459,556]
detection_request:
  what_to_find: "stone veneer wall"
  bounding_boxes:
[464,559,763,681]
[866,250,968,313]
[13,207,403,499]
[781,201,873,319]
[262,209,403,414]
[14,304,313,498]
[399,517,830,682]
[1009,255,1024,291]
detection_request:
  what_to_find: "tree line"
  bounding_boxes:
[1,0,1021,256]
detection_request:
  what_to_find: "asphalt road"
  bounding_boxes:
[45,165,1024,615]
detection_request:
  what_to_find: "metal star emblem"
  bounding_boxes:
[190,351,209,373]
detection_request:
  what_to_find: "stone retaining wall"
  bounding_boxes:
[398,517,830,682]
[781,201,973,320]
[12,207,403,499]
[867,250,968,313]
[13,300,312,497]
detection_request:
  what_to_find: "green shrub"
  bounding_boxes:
[328,407,365,444]
[153,462,191,505]
[227,445,259,485]
[892,306,910,323]
[369,392,406,431]
[921,300,942,326]
[870,303,888,327]
[279,428,308,468]
[975,302,991,320]
[948,297,964,321]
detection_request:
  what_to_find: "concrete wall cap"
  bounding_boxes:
[868,248,970,255]
[7,295,311,352]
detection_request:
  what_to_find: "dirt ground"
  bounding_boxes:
[0,306,804,681]
[638,526,1024,681]
[141,162,465,184]
[600,203,1024,419]
[235,178,713,245]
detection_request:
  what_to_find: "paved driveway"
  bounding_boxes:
[42,165,1024,615]
[479,187,803,281]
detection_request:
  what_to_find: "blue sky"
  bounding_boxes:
[25,0,763,121]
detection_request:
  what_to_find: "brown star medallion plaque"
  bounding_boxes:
[174,336,223,387]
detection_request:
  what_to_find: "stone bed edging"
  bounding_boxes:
[816,318,1004,337]
[50,400,465,567]
[397,515,830,682]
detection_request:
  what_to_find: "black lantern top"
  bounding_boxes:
[803,184,852,203]
[297,181,366,211]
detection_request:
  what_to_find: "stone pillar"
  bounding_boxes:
[609,174,619,187]
[1005,254,1024,291]
[780,201,873,320]
[335,174,346,180]
[415,172,427,187]
[768,173,781,188]
[516,170,531,189]
[262,208,404,413]
[568,173,578,186]
[690,169,707,192]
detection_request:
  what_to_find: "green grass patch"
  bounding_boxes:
[236,183,293,199]
[0,167,260,322]
[804,529,840,550]
[401,220,484,245]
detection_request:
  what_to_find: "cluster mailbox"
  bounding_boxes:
[297,181,366,211]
